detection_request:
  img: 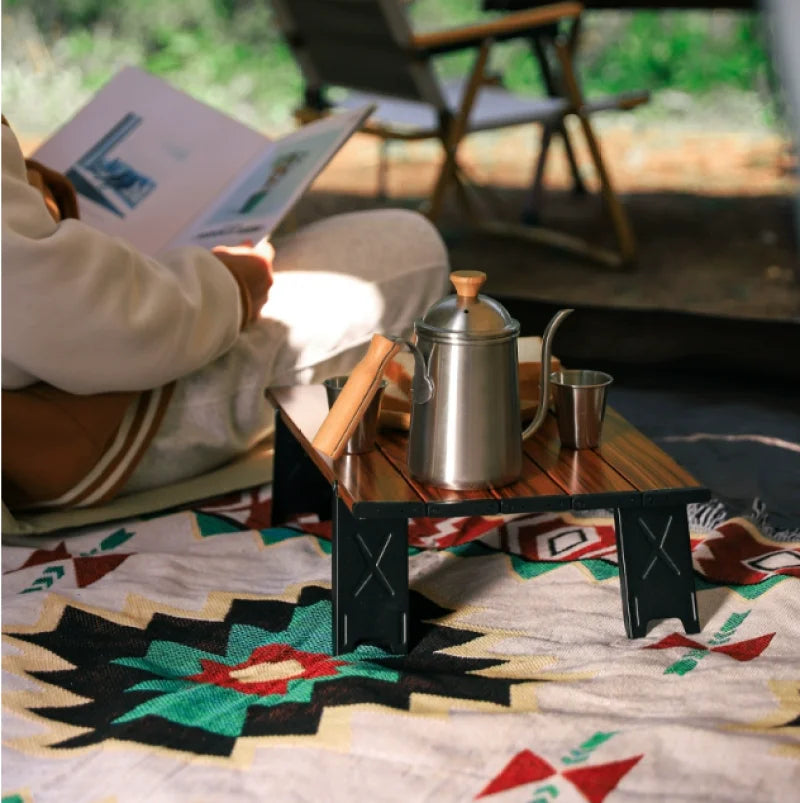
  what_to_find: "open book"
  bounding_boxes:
[31,66,374,255]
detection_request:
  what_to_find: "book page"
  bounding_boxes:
[31,66,270,255]
[166,105,374,251]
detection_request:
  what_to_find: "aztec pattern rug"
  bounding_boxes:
[2,487,798,802]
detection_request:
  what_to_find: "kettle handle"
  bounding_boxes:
[312,334,402,459]
[521,308,573,441]
[384,336,435,405]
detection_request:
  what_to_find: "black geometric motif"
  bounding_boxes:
[9,587,532,757]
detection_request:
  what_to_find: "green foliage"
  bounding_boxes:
[1,0,299,136]
[578,11,768,95]
[410,2,769,97]
[1,0,772,138]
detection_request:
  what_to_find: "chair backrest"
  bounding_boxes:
[271,0,447,110]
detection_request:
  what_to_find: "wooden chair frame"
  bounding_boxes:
[282,1,646,269]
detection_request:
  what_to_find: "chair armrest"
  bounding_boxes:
[411,1,583,56]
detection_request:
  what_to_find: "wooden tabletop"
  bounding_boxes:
[268,385,709,519]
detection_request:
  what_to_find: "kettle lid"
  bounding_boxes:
[418,270,518,338]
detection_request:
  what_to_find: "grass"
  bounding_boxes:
[1,0,776,139]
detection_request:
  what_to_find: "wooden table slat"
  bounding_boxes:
[525,414,638,496]
[378,430,500,509]
[598,409,704,492]
[271,386,705,516]
[496,451,572,512]
[335,449,425,512]
[269,386,424,510]
[497,448,570,500]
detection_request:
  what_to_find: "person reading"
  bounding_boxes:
[1,117,449,511]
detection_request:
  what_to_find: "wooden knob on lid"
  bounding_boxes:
[450,270,486,299]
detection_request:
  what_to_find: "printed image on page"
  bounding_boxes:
[31,66,268,255]
[63,112,157,220]
[168,107,373,250]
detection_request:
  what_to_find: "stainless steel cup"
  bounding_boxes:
[323,376,387,454]
[550,369,613,449]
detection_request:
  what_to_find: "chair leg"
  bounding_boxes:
[576,115,636,266]
[554,38,637,267]
[426,40,492,225]
[425,143,460,223]
[523,120,585,226]
[451,164,483,224]
[558,121,587,196]
[522,122,554,226]
[455,160,517,220]
[377,139,391,201]
[529,31,586,199]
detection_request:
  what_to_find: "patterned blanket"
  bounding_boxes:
[2,487,798,802]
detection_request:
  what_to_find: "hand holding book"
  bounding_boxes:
[212,239,275,326]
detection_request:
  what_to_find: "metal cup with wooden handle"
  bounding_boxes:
[312,334,402,459]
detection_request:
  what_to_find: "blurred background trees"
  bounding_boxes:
[1,0,775,138]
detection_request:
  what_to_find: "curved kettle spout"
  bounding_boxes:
[522,308,573,440]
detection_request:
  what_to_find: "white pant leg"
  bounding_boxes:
[122,209,448,494]
[265,207,450,384]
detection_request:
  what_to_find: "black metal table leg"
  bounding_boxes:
[332,491,409,655]
[270,410,332,526]
[614,504,700,638]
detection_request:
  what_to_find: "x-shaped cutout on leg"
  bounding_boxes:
[353,532,395,598]
[638,515,680,579]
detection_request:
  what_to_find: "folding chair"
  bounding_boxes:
[271,0,648,268]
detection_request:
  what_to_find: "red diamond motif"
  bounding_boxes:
[476,750,556,798]
[563,755,644,803]
[712,633,775,661]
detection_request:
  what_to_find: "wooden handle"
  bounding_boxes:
[312,334,402,459]
[450,270,486,299]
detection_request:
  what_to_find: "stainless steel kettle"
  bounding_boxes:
[404,270,572,490]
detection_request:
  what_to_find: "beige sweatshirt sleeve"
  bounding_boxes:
[1,123,244,394]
